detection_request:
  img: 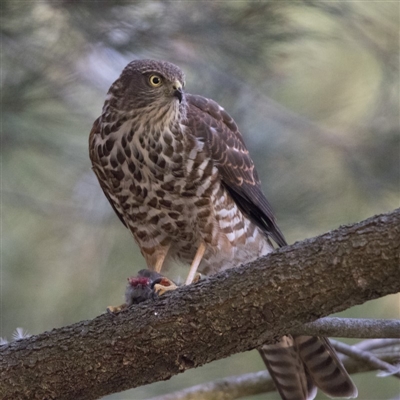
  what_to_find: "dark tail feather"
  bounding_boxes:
[295,336,358,398]
[259,335,317,400]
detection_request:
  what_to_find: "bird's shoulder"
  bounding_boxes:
[186,94,243,140]
[185,94,252,175]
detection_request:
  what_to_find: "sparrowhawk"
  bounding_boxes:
[89,59,357,400]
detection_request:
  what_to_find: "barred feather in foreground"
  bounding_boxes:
[260,336,358,400]
[89,59,357,399]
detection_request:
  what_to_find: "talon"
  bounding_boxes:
[107,303,128,314]
[153,277,178,296]
[110,270,179,310]
[192,272,203,284]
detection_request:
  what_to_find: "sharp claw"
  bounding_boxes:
[192,272,203,284]
[153,282,178,296]
[107,303,128,314]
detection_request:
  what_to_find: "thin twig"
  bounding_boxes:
[292,318,400,338]
[356,339,400,351]
[331,340,400,378]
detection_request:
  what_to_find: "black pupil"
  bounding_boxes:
[152,76,160,84]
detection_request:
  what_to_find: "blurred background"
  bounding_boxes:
[1,1,399,399]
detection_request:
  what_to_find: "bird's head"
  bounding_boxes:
[106,59,186,121]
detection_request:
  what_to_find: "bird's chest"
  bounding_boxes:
[96,121,219,238]
[126,123,212,200]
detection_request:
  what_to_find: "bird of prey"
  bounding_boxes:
[89,59,357,400]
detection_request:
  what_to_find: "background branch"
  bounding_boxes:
[148,339,400,400]
[331,340,400,378]
[0,209,399,400]
[292,318,400,338]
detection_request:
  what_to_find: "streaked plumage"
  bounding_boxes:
[89,59,357,400]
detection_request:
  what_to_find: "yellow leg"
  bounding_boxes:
[185,242,206,285]
[154,253,167,273]
[143,243,170,273]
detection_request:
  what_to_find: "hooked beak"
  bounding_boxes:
[172,80,183,103]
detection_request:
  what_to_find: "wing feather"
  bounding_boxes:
[186,94,286,247]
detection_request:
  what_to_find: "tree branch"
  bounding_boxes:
[292,318,400,338]
[1,209,399,400]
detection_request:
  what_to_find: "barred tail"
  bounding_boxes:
[259,335,357,400]
[295,336,358,398]
[259,335,317,400]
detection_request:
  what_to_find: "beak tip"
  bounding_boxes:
[174,89,183,103]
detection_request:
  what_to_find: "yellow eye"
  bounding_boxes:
[149,75,163,87]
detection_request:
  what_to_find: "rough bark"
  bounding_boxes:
[1,209,399,400]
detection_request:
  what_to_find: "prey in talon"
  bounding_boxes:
[107,269,178,313]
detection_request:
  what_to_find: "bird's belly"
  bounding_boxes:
[199,209,274,275]
[164,195,274,275]
[116,156,216,248]
[108,158,274,273]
